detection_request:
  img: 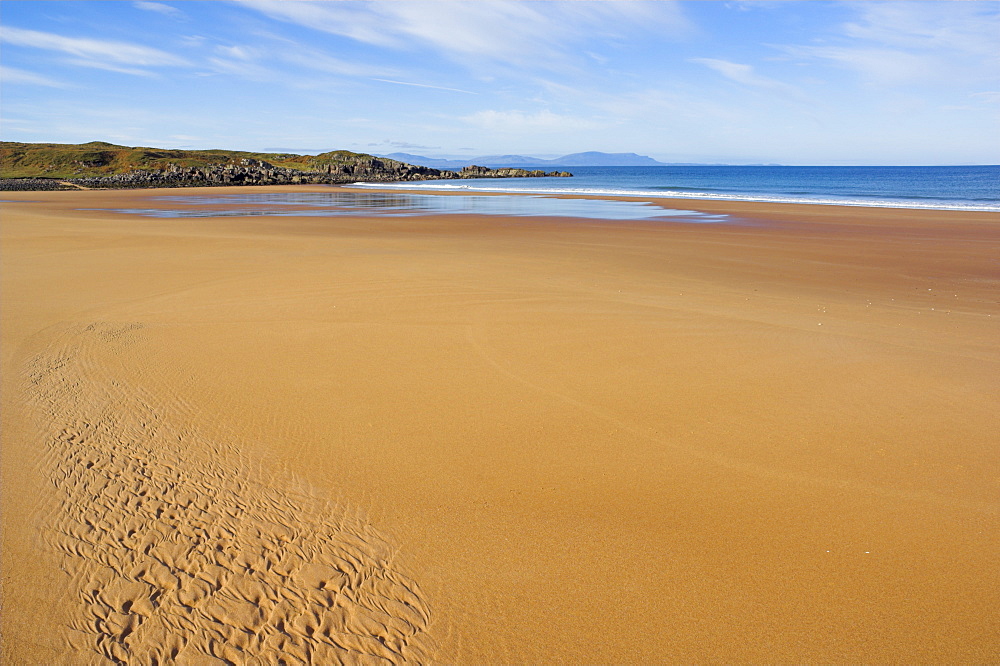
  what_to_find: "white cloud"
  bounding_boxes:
[372,78,477,95]
[462,109,600,132]
[689,58,805,99]
[591,87,741,125]
[199,42,399,84]
[238,0,692,70]
[0,26,190,74]
[842,1,999,58]
[779,46,937,86]
[62,59,160,77]
[942,91,1000,112]
[133,2,187,20]
[585,51,609,66]
[180,35,208,48]
[205,57,274,81]
[215,45,257,61]
[0,65,69,87]
[278,50,398,79]
[970,91,1000,106]
[725,1,787,10]
[369,139,441,151]
[777,1,1000,86]
[236,1,399,48]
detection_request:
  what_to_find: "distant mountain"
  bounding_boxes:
[381,151,668,168]
[382,153,549,168]
[467,154,553,166]
[552,152,664,166]
[381,153,470,168]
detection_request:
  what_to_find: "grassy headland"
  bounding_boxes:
[1,141,571,190]
[0,141,389,179]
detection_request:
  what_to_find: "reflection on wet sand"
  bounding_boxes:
[91,190,731,221]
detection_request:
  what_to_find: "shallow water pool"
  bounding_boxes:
[90,190,731,222]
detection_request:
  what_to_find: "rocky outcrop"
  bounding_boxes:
[0,178,77,191]
[1,157,572,191]
[458,166,572,178]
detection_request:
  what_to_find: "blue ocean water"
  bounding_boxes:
[352,165,1000,212]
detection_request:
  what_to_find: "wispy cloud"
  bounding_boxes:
[278,50,398,79]
[777,46,936,86]
[198,41,398,84]
[368,139,441,151]
[842,1,999,58]
[215,45,257,61]
[238,0,692,71]
[372,78,477,95]
[689,57,804,99]
[970,91,1000,106]
[236,1,397,48]
[590,87,741,125]
[943,90,1000,113]
[63,59,161,78]
[725,1,789,11]
[205,56,274,81]
[133,2,187,20]
[778,1,1000,86]
[0,64,69,88]
[0,26,189,75]
[462,109,600,132]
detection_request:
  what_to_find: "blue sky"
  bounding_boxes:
[1,0,997,164]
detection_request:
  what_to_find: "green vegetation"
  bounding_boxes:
[0,141,384,179]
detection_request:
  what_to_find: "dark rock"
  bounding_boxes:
[1,157,572,191]
[0,178,75,191]
[457,166,572,179]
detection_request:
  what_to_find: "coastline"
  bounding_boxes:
[3,185,998,663]
[341,183,1000,221]
[8,181,1000,220]
[351,183,1000,212]
[344,164,1000,213]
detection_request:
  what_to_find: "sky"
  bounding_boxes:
[0,0,997,165]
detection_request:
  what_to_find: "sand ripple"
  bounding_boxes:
[25,322,433,665]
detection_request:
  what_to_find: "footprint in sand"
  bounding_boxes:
[26,322,434,664]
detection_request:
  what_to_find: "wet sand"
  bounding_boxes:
[2,185,998,663]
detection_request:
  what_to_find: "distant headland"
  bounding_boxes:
[377,151,784,168]
[0,141,572,191]
[380,151,668,168]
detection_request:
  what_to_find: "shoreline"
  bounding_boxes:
[4,176,998,213]
[5,181,1000,222]
[347,184,1000,222]
[349,186,1000,213]
[3,186,998,663]
[344,172,1000,213]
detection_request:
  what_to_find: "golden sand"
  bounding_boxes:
[2,186,998,663]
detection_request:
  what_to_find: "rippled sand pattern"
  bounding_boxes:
[26,323,433,665]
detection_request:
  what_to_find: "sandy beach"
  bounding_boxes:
[2,185,998,663]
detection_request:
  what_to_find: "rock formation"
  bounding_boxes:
[1,157,572,191]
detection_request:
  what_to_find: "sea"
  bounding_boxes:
[352,165,1000,213]
[89,164,999,223]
